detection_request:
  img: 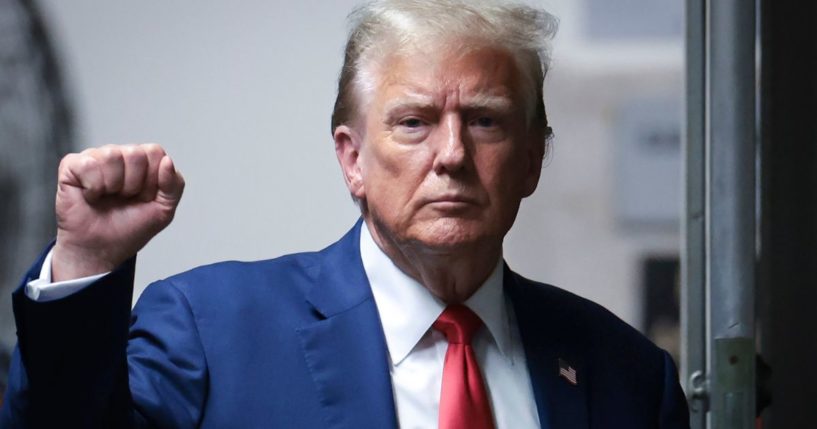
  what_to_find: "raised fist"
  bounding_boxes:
[51,144,185,282]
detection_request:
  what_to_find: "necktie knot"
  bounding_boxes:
[433,305,483,345]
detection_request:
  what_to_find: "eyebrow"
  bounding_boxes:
[383,91,436,115]
[383,92,515,116]
[462,93,514,112]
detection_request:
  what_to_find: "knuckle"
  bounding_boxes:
[143,143,166,158]
[122,145,147,166]
[99,146,123,163]
[77,155,100,172]
[58,153,78,170]
[79,148,102,164]
[120,144,138,156]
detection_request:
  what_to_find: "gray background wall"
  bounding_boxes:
[32,0,683,334]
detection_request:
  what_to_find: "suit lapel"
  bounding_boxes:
[297,221,398,429]
[506,266,590,429]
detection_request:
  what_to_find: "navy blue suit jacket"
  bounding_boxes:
[1,222,689,428]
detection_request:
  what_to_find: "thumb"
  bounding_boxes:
[156,155,185,205]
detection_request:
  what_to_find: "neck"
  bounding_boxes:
[364,218,502,304]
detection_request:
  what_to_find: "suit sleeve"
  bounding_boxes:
[659,351,691,429]
[0,248,209,429]
[127,278,209,428]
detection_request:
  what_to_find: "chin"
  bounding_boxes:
[407,218,495,252]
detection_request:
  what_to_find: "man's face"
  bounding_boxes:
[337,44,544,253]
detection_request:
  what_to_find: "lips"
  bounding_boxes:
[423,194,480,207]
[435,196,474,203]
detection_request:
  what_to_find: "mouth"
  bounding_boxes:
[423,194,480,210]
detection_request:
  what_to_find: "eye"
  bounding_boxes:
[467,114,507,143]
[472,116,497,128]
[399,118,425,128]
[392,116,431,143]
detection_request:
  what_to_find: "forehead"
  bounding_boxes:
[370,44,525,109]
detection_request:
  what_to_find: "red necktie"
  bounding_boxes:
[433,305,495,429]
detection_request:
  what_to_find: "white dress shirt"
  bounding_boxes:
[27,224,541,428]
[360,223,540,429]
[26,247,107,301]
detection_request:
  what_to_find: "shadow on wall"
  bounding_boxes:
[0,0,75,397]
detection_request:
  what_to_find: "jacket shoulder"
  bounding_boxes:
[510,272,666,360]
[510,272,682,419]
[166,251,320,291]
[136,251,323,317]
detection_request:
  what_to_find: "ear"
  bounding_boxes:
[334,125,366,200]
[521,129,546,198]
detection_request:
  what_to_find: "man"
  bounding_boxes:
[1,1,690,428]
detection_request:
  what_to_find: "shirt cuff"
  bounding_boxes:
[25,248,110,302]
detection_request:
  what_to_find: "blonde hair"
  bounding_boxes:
[331,0,558,139]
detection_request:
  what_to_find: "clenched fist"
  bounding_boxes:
[51,144,185,282]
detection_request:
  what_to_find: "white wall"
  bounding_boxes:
[38,0,682,329]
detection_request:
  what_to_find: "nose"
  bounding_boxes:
[432,114,469,175]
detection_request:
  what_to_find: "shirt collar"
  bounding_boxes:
[360,222,512,366]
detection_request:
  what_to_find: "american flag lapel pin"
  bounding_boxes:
[558,358,578,386]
